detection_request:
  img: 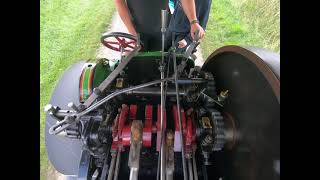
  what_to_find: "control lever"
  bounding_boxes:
[177,30,201,74]
[184,30,201,59]
[48,115,76,135]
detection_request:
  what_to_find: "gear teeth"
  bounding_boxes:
[209,107,226,151]
[200,71,225,151]
[203,71,217,97]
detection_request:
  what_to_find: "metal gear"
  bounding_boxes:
[210,109,225,151]
[197,106,225,165]
[200,73,226,151]
[201,71,217,97]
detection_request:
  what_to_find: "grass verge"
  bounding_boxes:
[201,0,280,59]
[40,0,115,179]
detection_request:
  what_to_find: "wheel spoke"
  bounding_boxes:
[115,36,122,43]
[126,44,135,49]
[104,41,119,45]
[127,40,136,44]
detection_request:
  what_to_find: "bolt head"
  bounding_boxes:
[67,102,74,108]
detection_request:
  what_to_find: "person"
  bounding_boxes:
[113,0,211,52]
[168,0,211,51]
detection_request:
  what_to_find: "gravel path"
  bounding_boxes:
[46,164,67,180]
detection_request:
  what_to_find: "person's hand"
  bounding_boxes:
[178,39,188,48]
[190,22,205,41]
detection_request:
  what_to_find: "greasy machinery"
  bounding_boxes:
[44,8,280,180]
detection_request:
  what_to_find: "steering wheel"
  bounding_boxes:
[101,32,140,52]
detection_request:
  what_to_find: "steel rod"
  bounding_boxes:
[192,151,198,180]
[113,149,121,180]
[188,158,194,180]
[173,46,188,180]
[127,87,186,96]
[77,78,173,117]
[100,141,112,180]
[129,168,139,180]
[107,151,117,180]
[159,9,168,180]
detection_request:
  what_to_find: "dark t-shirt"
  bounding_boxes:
[126,0,169,35]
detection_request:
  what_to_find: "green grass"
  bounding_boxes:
[201,0,280,58]
[40,0,115,179]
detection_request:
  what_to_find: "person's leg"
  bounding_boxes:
[195,0,212,30]
[167,0,189,34]
[166,0,189,51]
[183,0,212,45]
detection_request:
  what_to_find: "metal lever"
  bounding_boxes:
[184,30,200,59]
[176,30,201,75]
[193,30,201,42]
[48,115,75,135]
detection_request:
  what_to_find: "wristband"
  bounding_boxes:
[190,19,199,25]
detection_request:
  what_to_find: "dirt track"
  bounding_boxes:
[46,164,66,180]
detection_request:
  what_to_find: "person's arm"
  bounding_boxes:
[179,0,205,40]
[113,0,137,36]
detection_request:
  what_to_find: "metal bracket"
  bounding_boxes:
[48,115,76,135]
